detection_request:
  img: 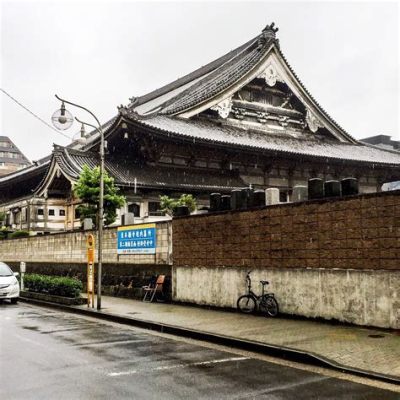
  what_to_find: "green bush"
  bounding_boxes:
[9,230,30,239]
[24,274,83,298]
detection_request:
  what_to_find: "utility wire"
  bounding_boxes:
[0,88,73,140]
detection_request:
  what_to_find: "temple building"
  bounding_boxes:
[1,23,400,233]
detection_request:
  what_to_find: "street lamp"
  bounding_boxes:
[52,94,105,310]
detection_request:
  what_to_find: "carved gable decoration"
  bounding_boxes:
[210,96,233,119]
[203,73,328,136]
[204,76,310,131]
[257,63,282,87]
[305,109,322,133]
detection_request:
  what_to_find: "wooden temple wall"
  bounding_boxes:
[172,191,400,329]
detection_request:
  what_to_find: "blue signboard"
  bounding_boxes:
[117,223,156,255]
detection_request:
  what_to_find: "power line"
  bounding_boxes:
[0,88,73,140]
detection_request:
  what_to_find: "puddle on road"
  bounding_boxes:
[22,325,39,331]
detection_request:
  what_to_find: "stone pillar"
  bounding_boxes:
[265,188,280,205]
[292,185,308,202]
[26,202,31,231]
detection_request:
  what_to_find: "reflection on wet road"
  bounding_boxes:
[0,303,398,400]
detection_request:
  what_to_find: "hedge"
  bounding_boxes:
[24,274,83,298]
[9,230,30,239]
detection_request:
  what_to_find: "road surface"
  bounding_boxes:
[1,302,398,399]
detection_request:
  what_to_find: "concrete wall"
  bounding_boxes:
[0,222,172,299]
[0,222,172,265]
[172,266,399,328]
[172,191,400,328]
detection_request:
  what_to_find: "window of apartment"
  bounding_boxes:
[37,209,44,216]
[74,208,81,219]
[48,209,55,216]
[59,209,65,217]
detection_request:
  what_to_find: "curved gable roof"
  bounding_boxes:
[130,23,358,144]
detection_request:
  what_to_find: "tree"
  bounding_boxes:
[74,165,125,227]
[159,194,197,216]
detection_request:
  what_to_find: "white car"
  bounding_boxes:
[0,262,20,304]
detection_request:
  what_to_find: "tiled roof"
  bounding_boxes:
[0,157,49,184]
[132,37,256,111]
[132,115,400,166]
[53,147,246,190]
[275,47,355,143]
[0,161,49,202]
[159,36,270,115]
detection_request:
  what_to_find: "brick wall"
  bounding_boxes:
[173,191,400,270]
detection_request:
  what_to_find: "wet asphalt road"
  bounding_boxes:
[0,303,398,400]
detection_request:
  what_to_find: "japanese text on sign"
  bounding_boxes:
[117,224,156,254]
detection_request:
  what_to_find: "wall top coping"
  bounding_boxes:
[173,189,400,221]
[1,220,171,242]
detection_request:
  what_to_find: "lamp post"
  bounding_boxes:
[52,94,105,310]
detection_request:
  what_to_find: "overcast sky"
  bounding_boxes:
[0,0,399,161]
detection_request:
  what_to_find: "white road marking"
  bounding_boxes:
[13,334,49,349]
[108,356,249,377]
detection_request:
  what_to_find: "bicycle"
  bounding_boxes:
[237,271,279,317]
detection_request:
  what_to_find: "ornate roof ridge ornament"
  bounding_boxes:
[118,104,129,117]
[118,103,161,120]
[305,108,322,133]
[129,96,138,106]
[258,22,279,49]
[211,96,233,119]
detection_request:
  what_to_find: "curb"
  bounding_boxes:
[20,297,400,386]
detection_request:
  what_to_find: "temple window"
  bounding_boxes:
[128,203,141,217]
[194,160,207,168]
[148,201,162,216]
[159,156,172,164]
[59,209,65,217]
[48,209,55,216]
[37,209,44,216]
[173,157,187,166]
[208,161,220,169]
[21,208,27,222]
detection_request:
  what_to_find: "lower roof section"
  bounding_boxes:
[131,115,400,166]
[46,147,248,193]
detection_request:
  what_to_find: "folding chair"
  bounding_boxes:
[142,275,165,303]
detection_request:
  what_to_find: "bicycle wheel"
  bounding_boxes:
[259,296,279,317]
[237,295,257,313]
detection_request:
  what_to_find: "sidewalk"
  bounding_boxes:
[24,295,400,384]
